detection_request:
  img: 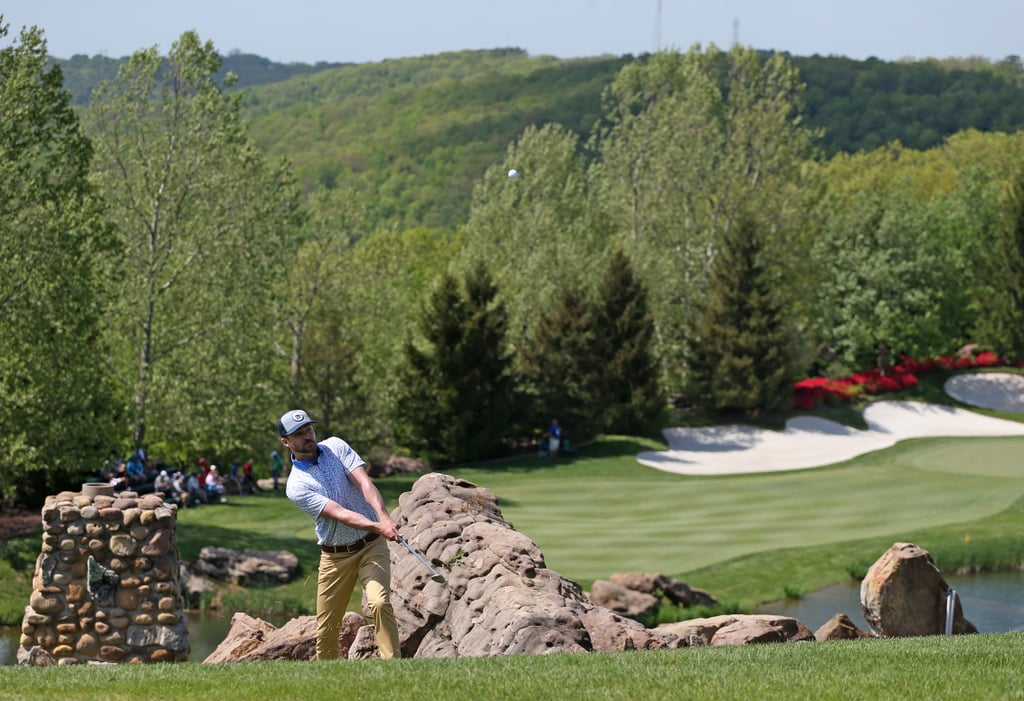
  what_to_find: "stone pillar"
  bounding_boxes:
[16,485,190,665]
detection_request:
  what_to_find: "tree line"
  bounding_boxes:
[2,22,1023,504]
[53,47,1024,233]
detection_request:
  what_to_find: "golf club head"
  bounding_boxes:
[431,573,446,584]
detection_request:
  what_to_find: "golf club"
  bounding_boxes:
[398,536,446,584]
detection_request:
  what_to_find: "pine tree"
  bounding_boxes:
[594,249,664,434]
[519,286,605,443]
[394,264,517,463]
[686,215,793,417]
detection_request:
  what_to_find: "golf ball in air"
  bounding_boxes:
[508,169,518,179]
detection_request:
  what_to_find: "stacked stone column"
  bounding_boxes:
[17,486,189,664]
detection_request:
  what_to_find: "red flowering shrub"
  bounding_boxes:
[791,350,1010,410]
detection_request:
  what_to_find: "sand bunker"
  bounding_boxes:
[638,373,1024,476]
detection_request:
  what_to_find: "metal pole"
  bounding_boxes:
[945,589,958,635]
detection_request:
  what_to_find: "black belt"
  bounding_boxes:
[320,532,378,554]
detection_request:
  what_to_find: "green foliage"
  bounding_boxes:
[972,170,1024,360]
[0,22,118,503]
[793,54,1024,156]
[394,264,518,463]
[809,186,975,369]
[685,215,795,416]
[51,48,1024,236]
[593,249,664,435]
[272,185,372,444]
[593,45,816,391]
[461,122,606,345]
[87,31,298,457]
[518,286,605,442]
[339,226,462,452]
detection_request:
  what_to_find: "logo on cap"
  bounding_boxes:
[279,409,316,437]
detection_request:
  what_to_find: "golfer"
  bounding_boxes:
[279,409,402,660]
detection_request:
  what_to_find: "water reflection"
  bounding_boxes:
[753,571,1024,633]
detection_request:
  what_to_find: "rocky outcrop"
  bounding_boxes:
[589,572,718,621]
[385,473,672,657]
[814,613,872,641]
[860,542,977,637]
[652,614,815,647]
[190,547,299,586]
[200,473,830,661]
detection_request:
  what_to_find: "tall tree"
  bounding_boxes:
[592,45,816,390]
[593,249,664,435]
[518,285,605,443]
[0,22,117,503]
[394,264,517,463]
[686,215,794,416]
[460,123,606,346]
[87,31,297,457]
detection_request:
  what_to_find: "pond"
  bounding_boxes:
[752,570,1024,633]
[4,571,1024,664]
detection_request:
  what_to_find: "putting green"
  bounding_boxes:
[453,435,1024,583]
[896,436,1024,477]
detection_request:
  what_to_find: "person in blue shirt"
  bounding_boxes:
[280,409,402,660]
[547,419,561,458]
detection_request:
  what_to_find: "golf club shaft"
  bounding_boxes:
[399,537,445,582]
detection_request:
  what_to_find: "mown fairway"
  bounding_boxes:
[444,435,1024,586]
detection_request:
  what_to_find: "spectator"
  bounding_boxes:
[270,450,284,491]
[242,461,260,494]
[154,469,173,497]
[170,471,189,507]
[186,472,208,506]
[229,458,243,494]
[125,450,146,487]
[205,465,227,503]
[547,419,561,458]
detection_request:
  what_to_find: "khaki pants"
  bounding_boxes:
[315,536,401,660]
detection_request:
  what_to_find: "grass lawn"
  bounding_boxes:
[4,426,1024,621]
[2,633,1024,700]
[444,434,1024,601]
[4,374,1024,697]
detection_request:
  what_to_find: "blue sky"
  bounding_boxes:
[2,1,1020,65]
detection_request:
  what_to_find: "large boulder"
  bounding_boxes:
[860,542,977,637]
[386,473,665,657]
[191,547,299,586]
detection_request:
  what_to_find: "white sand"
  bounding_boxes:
[637,373,1024,476]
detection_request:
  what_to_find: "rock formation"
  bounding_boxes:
[860,542,977,637]
[205,472,816,661]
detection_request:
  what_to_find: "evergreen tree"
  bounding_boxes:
[394,264,517,463]
[594,249,664,435]
[519,286,605,443]
[686,215,793,416]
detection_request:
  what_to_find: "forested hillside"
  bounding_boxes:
[55,47,1024,231]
